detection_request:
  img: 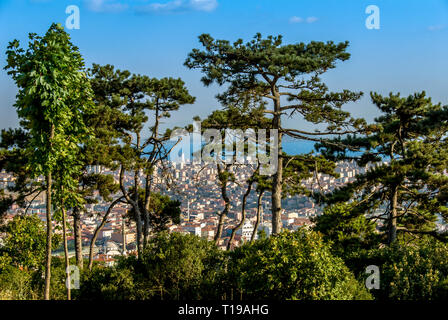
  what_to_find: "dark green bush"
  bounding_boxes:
[353,237,448,300]
[226,229,372,300]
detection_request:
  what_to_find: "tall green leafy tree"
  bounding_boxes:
[4,23,94,299]
[185,33,365,234]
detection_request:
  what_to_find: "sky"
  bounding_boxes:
[0,0,447,134]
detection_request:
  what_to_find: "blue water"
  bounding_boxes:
[282,139,316,155]
[150,138,319,160]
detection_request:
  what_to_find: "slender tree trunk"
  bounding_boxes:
[122,216,127,255]
[62,207,71,300]
[143,107,161,248]
[214,164,230,245]
[251,190,264,242]
[44,124,54,300]
[88,197,123,271]
[119,165,143,260]
[143,171,153,249]
[134,170,143,259]
[143,108,160,248]
[73,207,83,270]
[44,172,53,300]
[271,95,283,234]
[135,213,143,259]
[388,185,399,245]
[227,180,253,250]
[215,208,228,246]
[142,207,149,249]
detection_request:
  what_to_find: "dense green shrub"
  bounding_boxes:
[139,232,225,300]
[226,229,372,300]
[0,214,60,271]
[78,264,136,300]
[352,237,448,300]
[6,228,446,301]
[0,266,38,300]
[78,232,225,300]
[313,202,380,259]
[0,214,65,300]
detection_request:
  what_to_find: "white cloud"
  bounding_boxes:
[145,0,182,12]
[289,16,318,24]
[137,0,218,13]
[306,16,318,23]
[428,24,446,31]
[189,0,218,11]
[84,0,129,13]
[289,16,303,24]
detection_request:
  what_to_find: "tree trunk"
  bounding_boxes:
[44,123,54,300]
[122,216,127,255]
[251,191,264,242]
[73,207,83,270]
[44,172,53,300]
[134,170,143,259]
[214,164,230,245]
[119,165,143,260]
[88,197,123,271]
[271,94,283,234]
[142,108,160,248]
[388,185,399,245]
[134,209,143,259]
[215,209,228,246]
[142,207,149,249]
[143,171,153,249]
[227,180,253,250]
[62,207,71,300]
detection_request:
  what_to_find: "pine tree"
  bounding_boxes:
[317,92,448,245]
[185,33,365,234]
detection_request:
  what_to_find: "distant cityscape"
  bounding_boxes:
[7,158,444,265]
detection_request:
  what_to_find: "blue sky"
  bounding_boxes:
[0,0,447,133]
